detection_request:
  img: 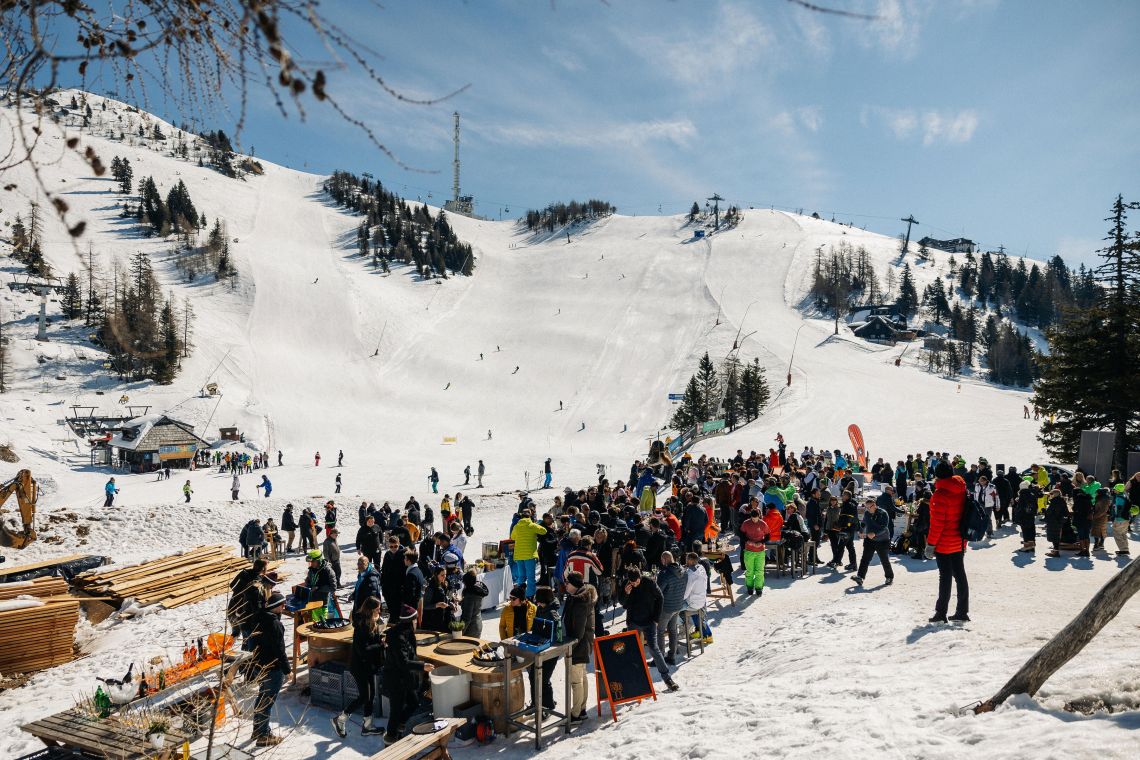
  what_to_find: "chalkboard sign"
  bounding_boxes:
[593,630,656,721]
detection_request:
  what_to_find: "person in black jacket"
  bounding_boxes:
[227,559,269,649]
[356,516,382,565]
[421,566,451,633]
[561,572,597,723]
[644,517,670,570]
[681,500,709,550]
[458,493,475,532]
[1044,489,1070,557]
[532,586,560,714]
[379,536,406,617]
[349,556,383,617]
[248,592,290,746]
[239,519,265,559]
[333,597,385,738]
[1014,481,1042,553]
[281,505,298,554]
[618,569,678,691]
[993,475,1012,527]
[304,551,337,607]
[299,508,316,552]
[403,551,425,610]
[382,605,434,745]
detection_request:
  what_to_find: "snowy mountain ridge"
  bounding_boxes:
[1,90,1050,509]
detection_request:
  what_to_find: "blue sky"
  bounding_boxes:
[99,0,1140,267]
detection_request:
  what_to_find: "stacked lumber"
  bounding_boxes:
[72,545,279,610]
[0,575,69,600]
[0,577,79,674]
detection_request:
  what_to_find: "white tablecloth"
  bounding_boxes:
[477,566,511,611]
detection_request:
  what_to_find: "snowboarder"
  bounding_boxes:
[338,450,344,467]
[463,465,471,485]
[444,382,450,390]
[231,473,241,501]
[496,345,500,352]
[479,353,484,361]
[104,478,119,507]
[258,475,272,498]
[315,451,321,467]
[512,366,519,374]
[335,473,342,494]
[543,458,553,489]
[579,422,586,431]
[477,460,485,488]
[559,400,563,411]
[183,480,193,503]
[429,467,439,494]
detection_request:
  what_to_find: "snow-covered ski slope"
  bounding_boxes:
[1,90,1045,509]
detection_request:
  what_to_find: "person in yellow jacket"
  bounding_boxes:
[1032,464,1051,513]
[498,586,537,639]
[510,510,547,597]
[183,480,193,503]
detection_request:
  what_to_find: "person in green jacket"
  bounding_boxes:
[510,510,547,598]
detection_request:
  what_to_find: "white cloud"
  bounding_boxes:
[541,46,584,73]
[770,106,823,135]
[863,106,979,144]
[793,8,832,61]
[476,118,698,150]
[627,2,774,91]
[860,0,928,59]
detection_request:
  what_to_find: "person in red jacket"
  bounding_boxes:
[763,503,785,568]
[926,460,969,623]
[739,509,770,597]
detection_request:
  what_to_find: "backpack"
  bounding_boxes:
[959,489,987,542]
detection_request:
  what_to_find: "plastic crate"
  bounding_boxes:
[310,662,347,711]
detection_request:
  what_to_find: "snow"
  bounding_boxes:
[2,92,1138,759]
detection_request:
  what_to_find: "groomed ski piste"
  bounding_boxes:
[2,92,1139,759]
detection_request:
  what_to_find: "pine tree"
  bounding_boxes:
[696,352,720,420]
[738,358,771,421]
[670,375,703,430]
[118,157,133,194]
[689,202,700,222]
[722,362,741,431]
[154,296,180,384]
[924,277,950,323]
[1035,196,1140,466]
[61,273,83,319]
[897,263,918,318]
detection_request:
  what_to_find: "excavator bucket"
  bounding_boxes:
[0,469,38,549]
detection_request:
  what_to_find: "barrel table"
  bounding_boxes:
[415,636,526,733]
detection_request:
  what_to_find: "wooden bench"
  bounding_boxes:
[371,717,466,760]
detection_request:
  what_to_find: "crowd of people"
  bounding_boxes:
[223,437,1139,749]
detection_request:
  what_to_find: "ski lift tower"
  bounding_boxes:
[443,111,475,217]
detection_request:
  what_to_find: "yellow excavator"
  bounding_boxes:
[0,469,38,549]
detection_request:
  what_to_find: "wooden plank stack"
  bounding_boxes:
[0,577,80,674]
[72,545,277,610]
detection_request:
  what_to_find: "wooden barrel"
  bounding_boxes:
[298,623,353,669]
[468,669,524,733]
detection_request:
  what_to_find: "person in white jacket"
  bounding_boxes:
[682,552,712,644]
[974,476,999,539]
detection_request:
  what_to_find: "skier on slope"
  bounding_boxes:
[463,465,471,485]
[257,475,272,498]
[104,477,119,507]
[314,451,321,467]
[428,467,440,494]
[477,460,485,488]
[543,458,553,489]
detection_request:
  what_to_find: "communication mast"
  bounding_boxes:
[443,111,474,217]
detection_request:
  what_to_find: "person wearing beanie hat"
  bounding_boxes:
[333,597,385,739]
[249,590,289,746]
[499,585,537,640]
[459,569,489,637]
[618,567,678,692]
[926,459,969,624]
[382,599,434,745]
[561,570,597,724]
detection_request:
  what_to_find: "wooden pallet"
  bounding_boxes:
[0,596,80,674]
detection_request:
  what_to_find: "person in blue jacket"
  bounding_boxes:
[104,477,119,507]
[257,475,272,498]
